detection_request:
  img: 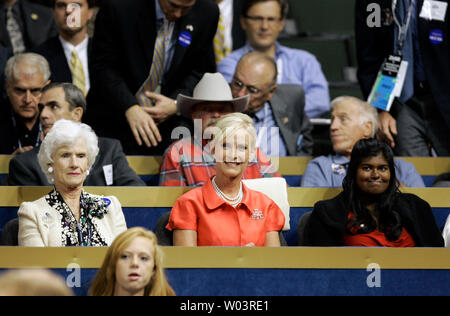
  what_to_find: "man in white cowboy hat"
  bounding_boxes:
[159,72,281,186]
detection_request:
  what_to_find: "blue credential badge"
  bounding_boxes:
[367,55,403,111]
[369,75,397,111]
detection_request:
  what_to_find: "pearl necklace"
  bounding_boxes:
[212,177,243,206]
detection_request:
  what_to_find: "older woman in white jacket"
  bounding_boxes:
[18,119,127,247]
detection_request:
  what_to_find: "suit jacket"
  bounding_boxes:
[0,45,10,104]
[304,191,444,247]
[0,0,57,51]
[33,36,93,84]
[270,84,313,156]
[18,192,127,247]
[355,0,450,128]
[87,0,219,152]
[6,137,146,186]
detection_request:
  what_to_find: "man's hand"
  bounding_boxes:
[143,91,177,123]
[378,110,397,148]
[125,105,162,147]
[12,146,33,156]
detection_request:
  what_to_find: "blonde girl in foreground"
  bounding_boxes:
[89,227,175,296]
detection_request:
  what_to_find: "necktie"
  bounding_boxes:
[136,23,166,107]
[6,6,25,55]
[70,50,86,96]
[213,15,231,65]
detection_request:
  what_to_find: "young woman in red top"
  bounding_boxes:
[304,138,444,247]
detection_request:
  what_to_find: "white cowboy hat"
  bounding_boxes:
[177,72,249,118]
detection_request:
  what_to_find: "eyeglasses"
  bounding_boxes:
[245,15,282,25]
[231,78,274,95]
[231,78,262,94]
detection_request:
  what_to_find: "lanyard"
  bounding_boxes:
[392,0,415,56]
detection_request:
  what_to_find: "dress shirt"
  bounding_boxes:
[218,42,330,118]
[60,35,90,93]
[301,154,425,187]
[253,102,287,157]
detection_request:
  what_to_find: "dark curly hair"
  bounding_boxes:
[342,138,402,241]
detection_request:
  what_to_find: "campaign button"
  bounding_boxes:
[429,29,444,45]
[178,31,192,47]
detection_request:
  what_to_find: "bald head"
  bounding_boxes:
[232,51,278,113]
[236,51,277,83]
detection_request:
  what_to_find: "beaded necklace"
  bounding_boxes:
[211,177,243,207]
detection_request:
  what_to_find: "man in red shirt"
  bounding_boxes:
[159,72,281,186]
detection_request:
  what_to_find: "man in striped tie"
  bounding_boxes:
[88,0,219,155]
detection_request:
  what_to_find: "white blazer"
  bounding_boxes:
[443,214,450,248]
[18,193,127,247]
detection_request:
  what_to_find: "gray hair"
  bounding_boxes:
[38,119,99,183]
[331,96,379,137]
[42,82,87,113]
[5,53,51,83]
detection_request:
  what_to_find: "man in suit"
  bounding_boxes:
[5,82,146,186]
[0,52,50,155]
[355,0,450,156]
[230,51,313,156]
[87,0,219,155]
[0,0,57,54]
[34,0,94,95]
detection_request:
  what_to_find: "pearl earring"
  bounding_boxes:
[86,169,90,176]
[48,167,53,173]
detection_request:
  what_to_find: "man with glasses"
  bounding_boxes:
[0,53,49,155]
[218,0,330,119]
[231,51,313,156]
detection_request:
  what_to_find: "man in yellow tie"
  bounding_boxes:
[34,0,94,96]
[88,0,220,155]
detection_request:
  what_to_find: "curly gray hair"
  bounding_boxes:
[38,119,99,183]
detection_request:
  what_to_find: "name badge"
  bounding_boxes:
[420,0,448,21]
[367,55,408,111]
[103,164,113,186]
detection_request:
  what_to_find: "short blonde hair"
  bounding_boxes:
[38,119,99,183]
[89,227,175,296]
[211,112,257,151]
